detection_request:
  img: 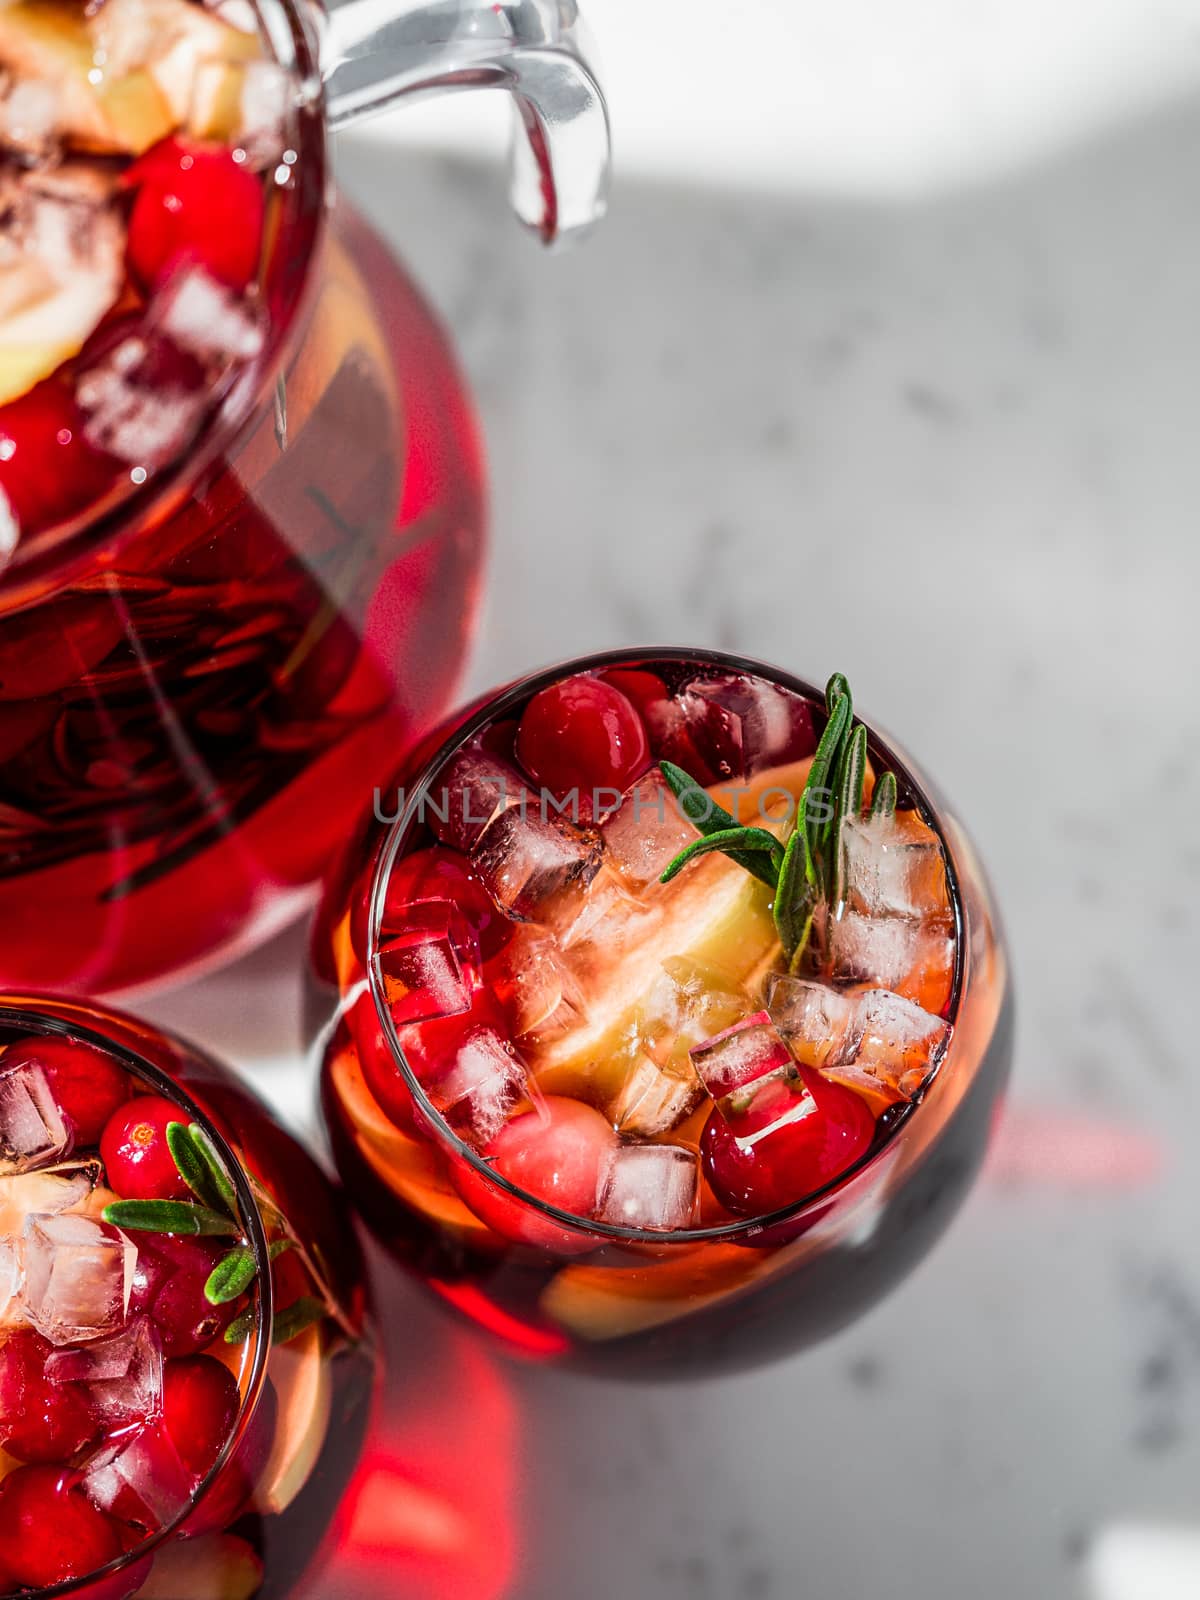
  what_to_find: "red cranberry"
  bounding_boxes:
[701,1066,876,1217]
[126,138,266,292]
[596,668,671,723]
[0,1329,100,1463]
[2,1035,129,1147]
[181,1374,276,1538]
[0,1465,121,1588]
[0,377,119,540]
[599,667,716,784]
[100,1096,191,1201]
[452,1096,617,1254]
[160,1355,240,1478]
[353,845,512,965]
[356,988,508,1140]
[516,674,650,809]
[128,1234,237,1356]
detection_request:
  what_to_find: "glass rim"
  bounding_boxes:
[0,1000,275,1599]
[366,644,967,1248]
[0,0,328,597]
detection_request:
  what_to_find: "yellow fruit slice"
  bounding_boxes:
[329,1047,492,1241]
[0,197,123,404]
[256,1325,331,1515]
[138,1533,263,1600]
[0,2,172,153]
[533,759,813,1103]
[541,1243,764,1341]
[0,0,259,156]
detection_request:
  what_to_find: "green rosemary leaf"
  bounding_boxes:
[186,1122,238,1217]
[800,691,851,895]
[825,672,851,721]
[658,761,779,888]
[272,1297,325,1346]
[102,1199,241,1237]
[831,724,868,908]
[224,1305,255,1345]
[787,904,817,973]
[205,1246,259,1306]
[269,1238,294,1261]
[870,770,898,819]
[814,694,854,870]
[166,1123,227,1215]
[772,825,810,957]
[659,827,783,885]
[658,760,735,832]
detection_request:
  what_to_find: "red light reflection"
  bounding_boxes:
[304,1263,520,1600]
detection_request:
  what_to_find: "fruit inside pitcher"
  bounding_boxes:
[0,0,301,554]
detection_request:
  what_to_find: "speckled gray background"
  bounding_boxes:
[147,93,1200,1600]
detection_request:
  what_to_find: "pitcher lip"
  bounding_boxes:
[365,644,967,1248]
[0,999,274,1599]
[0,0,329,602]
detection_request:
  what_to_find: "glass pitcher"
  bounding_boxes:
[0,0,609,998]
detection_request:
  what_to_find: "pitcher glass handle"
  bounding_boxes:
[318,0,610,244]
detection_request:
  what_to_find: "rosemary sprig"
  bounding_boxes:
[658,671,899,970]
[658,762,780,888]
[102,1121,337,1347]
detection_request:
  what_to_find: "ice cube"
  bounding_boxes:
[430,1027,538,1148]
[22,1214,136,1345]
[689,1010,793,1101]
[0,1165,97,1223]
[637,956,751,1071]
[427,743,528,853]
[190,57,289,166]
[677,672,816,780]
[0,1238,21,1327]
[610,1054,703,1137]
[46,1317,163,1429]
[827,909,954,1005]
[543,863,657,953]
[727,1065,820,1152]
[846,988,949,1098]
[765,975,854,1067]
[597,1144,698,1231]
[471,807,603,925]
[77,335,209,469]
[689,1009,824,1146]
[156,267,265,363]
[492,927,584,1042]
[840,811,949,920]
[602,769,697,888]
[0,81,59,160]
[0,1060,69,1174]
[377,900,480,1026]
[236,60,291,164]
[82,1425,196,1531]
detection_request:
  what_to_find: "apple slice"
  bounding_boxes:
[0,0,260,157]
[138,1533,263,1600]
[0,1,173,154]
[531,760,813,1104]
[0,174,123,405]
[255,1324,332,1515]
[0,1164,101,1232]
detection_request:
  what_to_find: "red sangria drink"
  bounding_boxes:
[0,995,374,1596]
[311,649,1013,1377]
[0,0,485,994]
